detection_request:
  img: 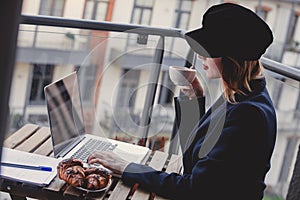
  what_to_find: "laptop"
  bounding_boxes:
[44,71,150,164]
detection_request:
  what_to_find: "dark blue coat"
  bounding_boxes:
[122,78,277,200]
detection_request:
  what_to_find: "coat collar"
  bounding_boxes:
[234,77,266,102]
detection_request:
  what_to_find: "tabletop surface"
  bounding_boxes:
[0,124,182,200]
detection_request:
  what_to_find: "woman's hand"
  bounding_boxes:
[87,151,130,175]
[181,77,204,100]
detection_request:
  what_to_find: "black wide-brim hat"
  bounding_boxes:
[185,3,273,60]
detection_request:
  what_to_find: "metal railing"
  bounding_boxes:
[261,57,300,82]
[20,15,184,37]
[20,14,300,82]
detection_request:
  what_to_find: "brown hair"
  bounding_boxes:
[220,57,263,103]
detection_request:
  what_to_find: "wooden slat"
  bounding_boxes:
[131,151,169,200]
[44,176,66,193]
[3,124,39,149]
[107,180,132,200]
[154,155,183,200]
[15,127,50,152]
[63,184,108,199]
[63,185,85,198]
[33,137,53,156]
[108,150,152,200]
[146,151,169,171]
[3,124,65,199]
[165,155,182,174]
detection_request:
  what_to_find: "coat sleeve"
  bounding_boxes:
[121,103,272,199]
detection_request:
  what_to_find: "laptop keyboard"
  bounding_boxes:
[71,138,117,161]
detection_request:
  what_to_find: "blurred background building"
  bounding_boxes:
[5,0,300,199]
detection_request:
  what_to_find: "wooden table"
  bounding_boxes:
[0,124,182,200]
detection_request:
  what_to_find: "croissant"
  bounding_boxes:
[57,158,85,187]
[84,168,112,190]
[57,158,112,190]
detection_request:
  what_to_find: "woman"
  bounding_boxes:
[88,3,277,199]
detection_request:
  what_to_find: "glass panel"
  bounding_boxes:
[80,34,161,140]
[11,27,168,146]
[263,75,300,199]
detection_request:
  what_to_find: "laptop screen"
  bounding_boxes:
[44,72,85,157]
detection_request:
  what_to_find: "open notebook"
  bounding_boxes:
[0,147,60,186]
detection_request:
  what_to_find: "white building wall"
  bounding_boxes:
[272,5,292,46]
[265,4,279,33]
[189,1,207,29]
[282,51,300,67]
[111,0,134,24]
[21,0,40,15]
[53,65,75,81]
[278,82,299,113]
[25,106,48,118]
[96,64,122,126]
[151,0,176,28]
[64,0,85,18]
[9,63,31,111]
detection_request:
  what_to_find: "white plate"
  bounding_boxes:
[76,178,112,193]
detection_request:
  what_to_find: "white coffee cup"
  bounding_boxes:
[169,66,196,86]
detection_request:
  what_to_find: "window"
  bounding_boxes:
[29,64,54,105]
[173,0,192,29]
[39,0,65,17]
[127,0,154,46]
[167,0,192,52]
[117,69,140,108]
[131,0,154,25]
[83,0,109,21]
[160,1,192,105]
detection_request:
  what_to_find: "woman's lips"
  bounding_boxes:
[203,64,208,70]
